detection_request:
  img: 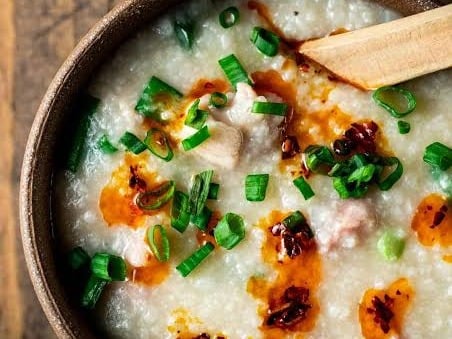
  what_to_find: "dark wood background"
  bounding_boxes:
[0,1,121,338]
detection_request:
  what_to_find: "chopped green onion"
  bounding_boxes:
[185,99,209,130]
[377,157,403,191]
[209,92,228,108]
[191,206,212,231]
[377,230,405,262]
[219,6,240,28]
[250,26,280,57]
[136,181,175,210]
[97,134,118,154]
[245,174,269,202]
[372,86,416,118]
[208,183,220,200]
[293,176,315,200]
[282,211,308,233]
[66,94,100,172]
[68,247,90,271]
[81,274,107,309]
[423,142,452,171]
[333,177,368,199]
[304,145,335,173]
[176,242,215,277]
[214,213,246,250]
[90,253,126,282]
[218,54,252,89]
[147,225,170,262]
[189,170,214,216]
[251,101,288,116]
[431,167,452,197]
[119,131,147,154]
[397,120,411,134]
[144,128,174,161]
[174,20,194,50]
[182,126,211,151]
[135,76,183,120]
[171,191,191,233]
[347,164,376,185]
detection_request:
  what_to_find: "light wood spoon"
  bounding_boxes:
[299,4,452,90]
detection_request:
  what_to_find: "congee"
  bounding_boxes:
[56,0,452,338]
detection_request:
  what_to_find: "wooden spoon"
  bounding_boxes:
[298,4,452,90]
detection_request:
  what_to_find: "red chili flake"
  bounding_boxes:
[269,220,314,259]
[204,82,215,89]
[129,166,147,192]
[366,294,394,334]
[430,205,448,228]
[266,286,311,328]
[193,334,210,339]
[281,136,301,159]
[344,121,379,154]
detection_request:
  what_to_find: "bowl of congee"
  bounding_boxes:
[20,0,452,338]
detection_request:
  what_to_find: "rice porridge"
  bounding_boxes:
[56,0,452,338]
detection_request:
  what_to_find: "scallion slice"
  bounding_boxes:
[397,120,411,134]
[347,164,376,185]
[189,170,214,216]
[174,20,194,50]
[191,206,212,231]
[81,274,107,309]
[333,177,369,199]
[136,181,175,210]
[377,157,403,191]
[144,128,174,161]
[251,101,288,116]
[218,54,252,89]
[219,6,240,28]
[245,174,269,202]
[293,176,315,200]
[171,191,191,233]
[372,86,416,118]
[208,183,220,200]
[68,247,90,271]
[147,225,170,262]
[250,26,280,57]
[282,211,307,232]
[66,94,100,172]
[214,213,245,250]
[182,126,210,151]
[209,92,228,108]
[185,99,209,130]
[423,142,452,171]
[135,76,183,120]
[176,242,215,277]
[90,253,126,282]
[97,134,118,154]
[119,131,147,154]
[305,145,335,173]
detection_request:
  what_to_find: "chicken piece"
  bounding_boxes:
[315,199,377,253]
[192,119,243,169]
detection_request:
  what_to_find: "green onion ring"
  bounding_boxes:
[144,128,174,161]
[147,225,170,262]
[372,86,416,118]
[136,181,175,210]
[219,6,240,28]
[378,157,403,191]
[209,92,228,108]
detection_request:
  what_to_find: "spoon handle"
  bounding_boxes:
[299,4,452,90]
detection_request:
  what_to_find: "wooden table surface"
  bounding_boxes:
[0,1,121,338]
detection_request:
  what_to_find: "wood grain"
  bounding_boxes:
[0,0,23,337]
[0,1,120,338]
[299,4,452,89]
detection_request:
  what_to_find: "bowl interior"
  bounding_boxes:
[19,0,444,337]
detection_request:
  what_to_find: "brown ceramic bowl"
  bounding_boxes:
[19,0,447,337]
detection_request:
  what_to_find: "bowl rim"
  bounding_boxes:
[19,0,443,338]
